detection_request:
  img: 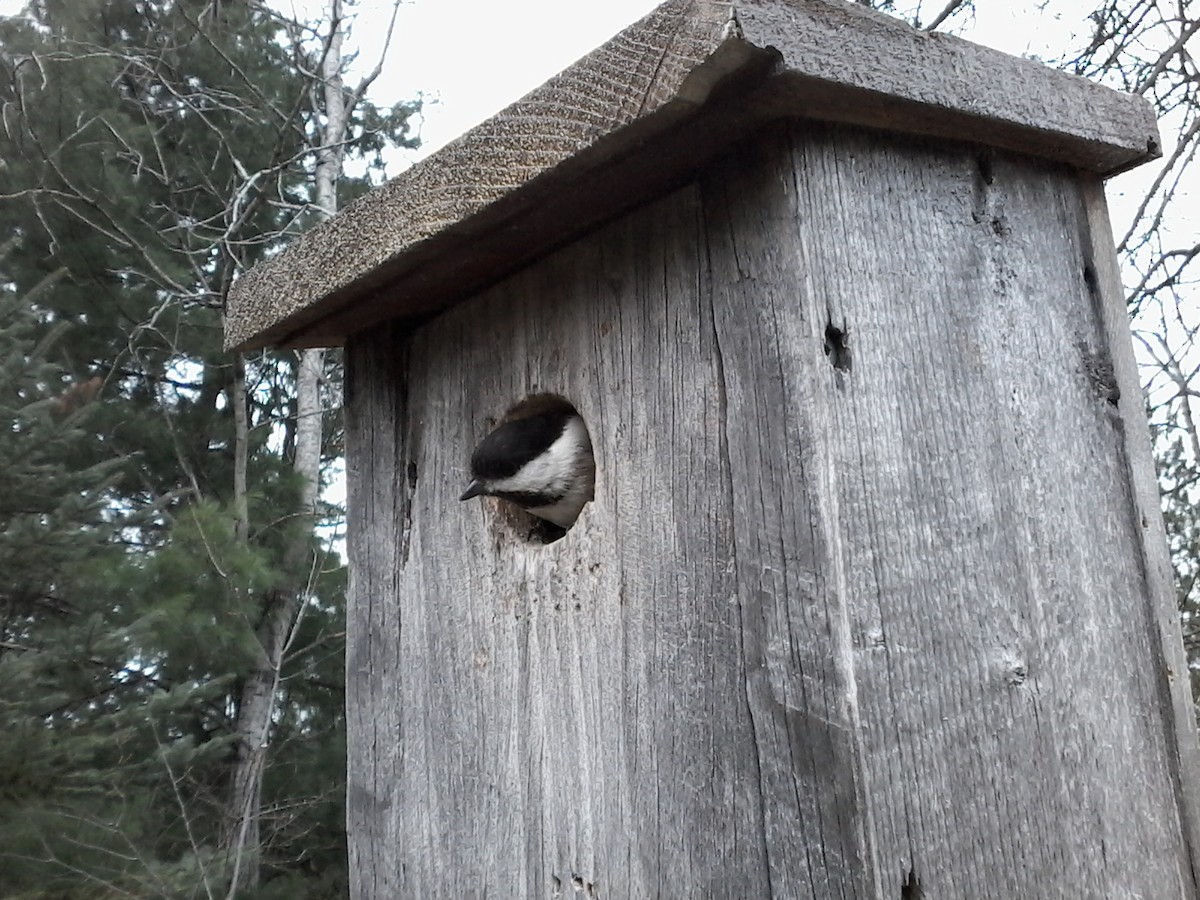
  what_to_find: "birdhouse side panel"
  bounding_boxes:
[698,119,1193,897]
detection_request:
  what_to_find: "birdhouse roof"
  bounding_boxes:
[224,0,1159,351]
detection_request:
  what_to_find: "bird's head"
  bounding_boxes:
[460,394,595,529]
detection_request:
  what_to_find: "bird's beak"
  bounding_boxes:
[459,480,485,501]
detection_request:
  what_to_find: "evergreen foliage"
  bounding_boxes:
[0,0,415,894]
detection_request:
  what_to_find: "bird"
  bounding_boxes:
[460,394,595,530]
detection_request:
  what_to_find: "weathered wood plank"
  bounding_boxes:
[736,0,1158,175]
[1079,178,1200,881]
[227,0,1158,353]
[344,120,1197,898]
[343,326,409,900]
[702,120,1194,897]
[347,185,779,897]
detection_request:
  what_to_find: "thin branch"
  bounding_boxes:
[924,0,969,32]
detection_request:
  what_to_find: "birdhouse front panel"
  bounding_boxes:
[342,120,1192,898]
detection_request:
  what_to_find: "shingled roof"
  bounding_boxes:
[225,0,1159,352]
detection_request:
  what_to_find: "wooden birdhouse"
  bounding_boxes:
[225,0,1200,895]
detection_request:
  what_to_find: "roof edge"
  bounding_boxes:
[225,0,1160,352]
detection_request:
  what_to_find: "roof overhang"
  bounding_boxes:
[225,0,1160,351]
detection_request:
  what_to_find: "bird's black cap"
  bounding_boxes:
[466,395,580,482]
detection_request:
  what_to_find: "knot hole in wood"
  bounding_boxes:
[824,321,852,373]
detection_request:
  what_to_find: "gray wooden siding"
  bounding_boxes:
[345,121,1195,899]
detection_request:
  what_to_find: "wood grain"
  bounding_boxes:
[344,120,1198,897]
[1078,178,1200,883]
[228,0,1159,353]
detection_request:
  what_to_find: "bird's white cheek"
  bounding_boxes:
[491,426,588,496]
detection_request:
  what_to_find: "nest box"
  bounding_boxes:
[226,1,1200,896]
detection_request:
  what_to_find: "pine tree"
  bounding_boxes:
[0,268,148,897]
[0,0,416,894]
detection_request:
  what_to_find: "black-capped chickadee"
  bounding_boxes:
[460,394,595,529]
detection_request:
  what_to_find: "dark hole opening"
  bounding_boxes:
[824,323,852,372]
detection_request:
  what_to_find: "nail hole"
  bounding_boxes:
[461,393,596,545]
[824,322,852,373]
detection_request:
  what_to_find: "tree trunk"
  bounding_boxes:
[222,2,347,893]
[224,350,323,896]
[231,354,249,544]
